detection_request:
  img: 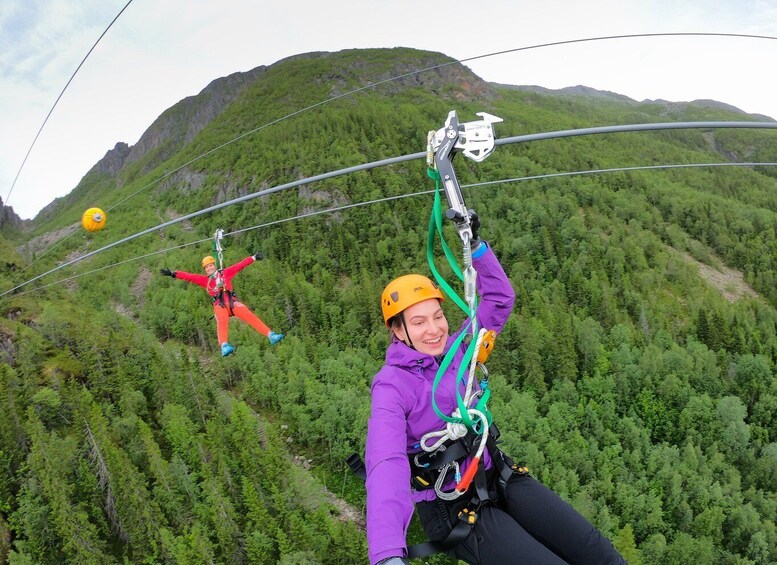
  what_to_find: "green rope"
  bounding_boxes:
[426,175,468,313]
[425,167,490,431]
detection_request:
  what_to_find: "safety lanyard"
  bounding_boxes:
[418,110,503,499]
[426,168,490,432]
[424,111,501,433]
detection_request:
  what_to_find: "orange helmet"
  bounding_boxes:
[201,256,216,269]
[381,274,444,326]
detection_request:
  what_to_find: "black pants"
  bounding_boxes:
[416,473,626,564]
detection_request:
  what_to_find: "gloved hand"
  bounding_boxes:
[468,208,481,249]
[376,558,410,565]
[160,268,176,278]
[253,252,264,261]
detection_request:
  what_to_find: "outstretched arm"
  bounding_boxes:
[221,256,256,278]
[169,270,209,288]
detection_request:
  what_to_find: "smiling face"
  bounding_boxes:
[392,298,448,356]
[204,262,217,275]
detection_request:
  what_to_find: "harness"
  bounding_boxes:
[212,286,237,312]
[406,423,529,558]
[347,424,529,560]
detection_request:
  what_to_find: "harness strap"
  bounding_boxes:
[415,434,473,470]
[471,459,492,504]
[346,453,366,481]
[213,289,238,312]
[406,541,447,559]
[486,430,521,487]
[406,506,477,559]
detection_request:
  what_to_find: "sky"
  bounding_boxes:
[2,0,777,220]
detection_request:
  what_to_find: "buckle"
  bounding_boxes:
[411,475,431,490]
[457,507,478,526]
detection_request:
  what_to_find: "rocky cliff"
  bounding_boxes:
[0,197,23,231]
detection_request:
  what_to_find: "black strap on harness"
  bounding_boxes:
[346,453,366,481]
[410,433,473,490]
[213,288,237,312]
[407,506,477,559]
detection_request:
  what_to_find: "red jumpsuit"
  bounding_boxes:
[174,256,270,345]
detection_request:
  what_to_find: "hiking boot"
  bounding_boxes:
[221,342,235,357]
[268,331,285,345]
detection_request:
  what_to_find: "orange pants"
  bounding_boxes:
[213,300,270,345]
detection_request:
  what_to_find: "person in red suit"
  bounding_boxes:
[160,253,284,356]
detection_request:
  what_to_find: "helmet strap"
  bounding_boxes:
[399,314,415,350]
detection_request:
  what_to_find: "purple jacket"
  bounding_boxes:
[365,246,516,564]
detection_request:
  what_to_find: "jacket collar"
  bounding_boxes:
[385,335,453,370]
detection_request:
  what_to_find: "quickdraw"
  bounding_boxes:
[212,228,225,271]
[423,110,503,501]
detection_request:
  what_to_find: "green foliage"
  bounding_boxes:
[4,47,777,563]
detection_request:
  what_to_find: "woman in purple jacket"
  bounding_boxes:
[365,238,625,565]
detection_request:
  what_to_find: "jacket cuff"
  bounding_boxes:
[372,550,405,565]
[472,240,488,259]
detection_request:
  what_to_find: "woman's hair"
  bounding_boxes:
[386,314,402,340]
[387,314,402,329]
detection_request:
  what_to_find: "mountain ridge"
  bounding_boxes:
[20,47,774,226]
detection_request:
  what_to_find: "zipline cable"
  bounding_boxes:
[456,32,777,68]
[13,39,497,272]
[495,121,777,146]
[6,160,776,300]
[18,32,777,270]
[2,153,418,298]
[466,162,777,188]
[2,0,135,211]
[4,119,777,298]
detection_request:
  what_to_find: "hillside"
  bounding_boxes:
[2,47,777,564]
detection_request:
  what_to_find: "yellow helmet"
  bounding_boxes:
[201,256,216,269]
[381,274,444,326]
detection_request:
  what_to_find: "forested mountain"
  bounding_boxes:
[2,47,777,564]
